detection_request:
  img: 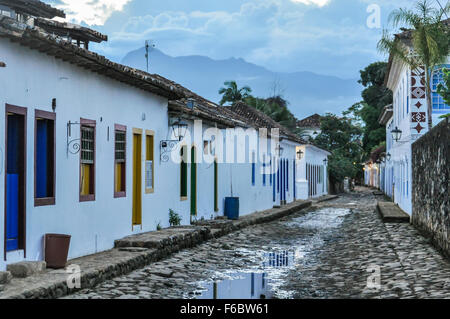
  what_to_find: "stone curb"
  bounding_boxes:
[315,195,339,203]
[0,200,311,299]
[377,201,410,223]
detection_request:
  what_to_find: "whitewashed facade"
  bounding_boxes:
[0,5,331,270]
[295,145,330,200]
[381,56,449,215]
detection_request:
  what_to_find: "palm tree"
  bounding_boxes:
[437,68,450,105]
[377,0,449,129]
[218,81,252,105]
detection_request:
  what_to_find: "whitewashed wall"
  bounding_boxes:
[295,145,329,199]
[0,39,303,270]
[0,39,183,269]
[389,65,413,215]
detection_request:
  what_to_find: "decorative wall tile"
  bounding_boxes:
[411,112,426,123]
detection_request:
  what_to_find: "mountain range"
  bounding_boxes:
[121,48,363,120]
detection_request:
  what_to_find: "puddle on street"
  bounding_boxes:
[191,207,352,299]
[196,272,272,299]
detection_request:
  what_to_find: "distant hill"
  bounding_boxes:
[121,48,362,120]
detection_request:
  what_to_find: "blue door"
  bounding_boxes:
[36,120,48,198]
[272,158,276,202]
[6,112,25,253]
[6,174,19,251]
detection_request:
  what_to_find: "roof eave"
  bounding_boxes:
[0,17,184,100]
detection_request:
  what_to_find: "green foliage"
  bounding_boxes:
[437,68,450,105]
[377,0,450,129]
[156,222,162,231]
[344,62,392,160]
[169,209,182,227]
[313,114,364,183]
[244,95,303,135]
[218,81,252,105]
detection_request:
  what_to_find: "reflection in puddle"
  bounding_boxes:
[194,208,351,299]
[265,250,293,268]
[197,272,272,299]
[286,208,350,229]
[196,250,295,299]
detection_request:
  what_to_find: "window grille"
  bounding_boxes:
[81,126,94,164]
[115,130,126,163]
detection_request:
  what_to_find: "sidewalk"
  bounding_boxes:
[0,200,312,299]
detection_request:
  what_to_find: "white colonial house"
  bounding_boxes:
[364,161,381,189]
[0,1,330,271]
[297,114,322,141]
[295,144,330,199]
[379,22,449,215]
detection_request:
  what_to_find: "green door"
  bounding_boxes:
[190,147,197,216]
[214,160,219,212]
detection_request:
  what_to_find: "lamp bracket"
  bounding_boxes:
[67,121,81,157]
[160,140,179,163]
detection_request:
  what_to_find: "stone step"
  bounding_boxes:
[377,201,410,223]
[7,261,46,278]
[0,271,12,284]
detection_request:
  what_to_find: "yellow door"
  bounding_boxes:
[132,131,142,226]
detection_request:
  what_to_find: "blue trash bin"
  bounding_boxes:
[225,197,240,220]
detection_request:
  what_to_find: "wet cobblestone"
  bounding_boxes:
[67,188,450,299]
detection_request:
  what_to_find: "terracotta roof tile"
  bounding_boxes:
[297,114,322,129]
[34,17,108,43]
[0,0,65,19]
[0,16,183,100]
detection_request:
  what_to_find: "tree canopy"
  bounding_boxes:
[313,114,363,185]
[244,95,300,134]
[218,81,252,105]
[344,62,392,160]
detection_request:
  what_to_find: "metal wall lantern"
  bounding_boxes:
[160,118,188,162]
[296,149,304,160]
[276,144,284,157]
[386,153,391,161]
[391,127,402,142]
[171,118,188,142]
[323,158,328,166]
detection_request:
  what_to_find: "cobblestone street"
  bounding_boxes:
[67,187,450,299]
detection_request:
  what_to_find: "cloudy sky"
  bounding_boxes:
[45,0,441,79]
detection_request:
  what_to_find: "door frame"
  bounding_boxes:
[132,128,143,227]
[214,158,218,212]
[190,146,197,217]
[4,104,27,260]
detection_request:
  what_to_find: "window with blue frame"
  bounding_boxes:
[262,154,266,186]
[270,157,272,186]
[35,110,56,206]
[251,152,255,186]
[432,68,450,110]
